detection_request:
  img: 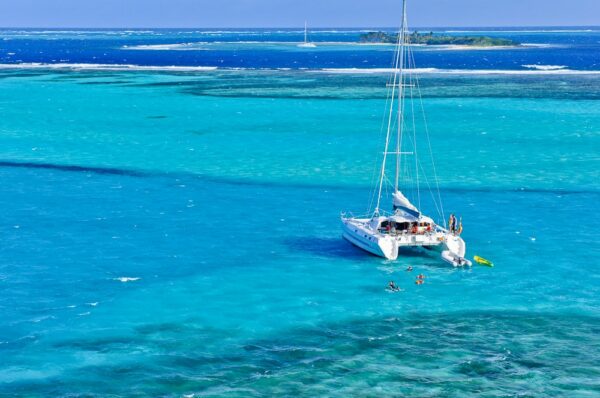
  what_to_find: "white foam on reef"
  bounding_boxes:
[317,67,600,75]
[123,41,552,52]
[424,44,520,51]
[124,41,295,50]
[123,41,350,50]
[0,63,219,71]
[124,42,212,50]
[1,63,599,75]
[114,277,140,283]
[190,30,266,34]
[0,30,158,37]
[521,43,557,48]
[316,67,436,74]
[522,64,568,71]
[443,29,598,33]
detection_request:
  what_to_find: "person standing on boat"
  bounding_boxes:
[448,214,456,233]
[457,217,463,235]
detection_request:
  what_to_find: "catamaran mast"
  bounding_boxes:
[394,0,408,193]
[374,0,408,214]
[304,21,308,44]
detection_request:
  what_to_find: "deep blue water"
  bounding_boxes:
[0,28,599,397]
[1,27,600,70]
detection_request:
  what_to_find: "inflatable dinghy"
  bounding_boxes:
[441,250,472,267]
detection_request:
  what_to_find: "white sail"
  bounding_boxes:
[392,191,420,217]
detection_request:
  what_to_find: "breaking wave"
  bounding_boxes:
[0,63,599,75]
[522,64,568,71]
[0,63,218,71]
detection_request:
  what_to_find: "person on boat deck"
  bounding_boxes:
[448,213,457,233]
[411,223,418,234]
[456,218,463,235]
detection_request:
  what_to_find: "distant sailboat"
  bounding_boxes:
[341,0,469,265]
[298,21,317,48]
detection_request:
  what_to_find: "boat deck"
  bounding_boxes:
[390,232,445,247]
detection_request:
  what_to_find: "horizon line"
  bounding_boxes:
[0,25,599,30]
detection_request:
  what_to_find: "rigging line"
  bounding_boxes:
[394,0,408,194]
[384,173,394,190]
[416,156,444,223]
[403,18,421,213]
[395,42,409,199]
[375,10,404,215]
[409,47,447,227]
[407,57,441,219]
[367,73,395,214]
[368,34,402,213]
[384,174,390,207]
[367,48,398,214]
[399,96,415,194]
[408,46,421,211]
[372,78,398,214]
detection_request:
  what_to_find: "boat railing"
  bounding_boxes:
[340,211,376,220]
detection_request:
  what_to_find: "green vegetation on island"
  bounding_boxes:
[360,31,519,47]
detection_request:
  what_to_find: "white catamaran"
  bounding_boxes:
[298,21,317,48]
[341,0,469,266]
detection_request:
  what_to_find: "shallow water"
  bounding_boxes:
[0,29,599,397]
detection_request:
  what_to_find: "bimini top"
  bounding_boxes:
[389,214,435,225]
[369,213,435,230]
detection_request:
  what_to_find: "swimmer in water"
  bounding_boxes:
[417,274,425,280]
[415,279,424,285]
[388,281,399,291]
[406,266,413,272]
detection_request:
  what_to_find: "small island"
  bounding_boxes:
[360,31,519,47]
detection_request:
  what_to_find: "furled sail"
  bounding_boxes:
[392,191,420,217]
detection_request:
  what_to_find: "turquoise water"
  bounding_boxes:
[1,30,600,397]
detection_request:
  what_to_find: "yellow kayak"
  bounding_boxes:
[474,256,494,267]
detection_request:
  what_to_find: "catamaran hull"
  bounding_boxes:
[342,220,398,260]
[342,218,466,262]
[342,232,398,260]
